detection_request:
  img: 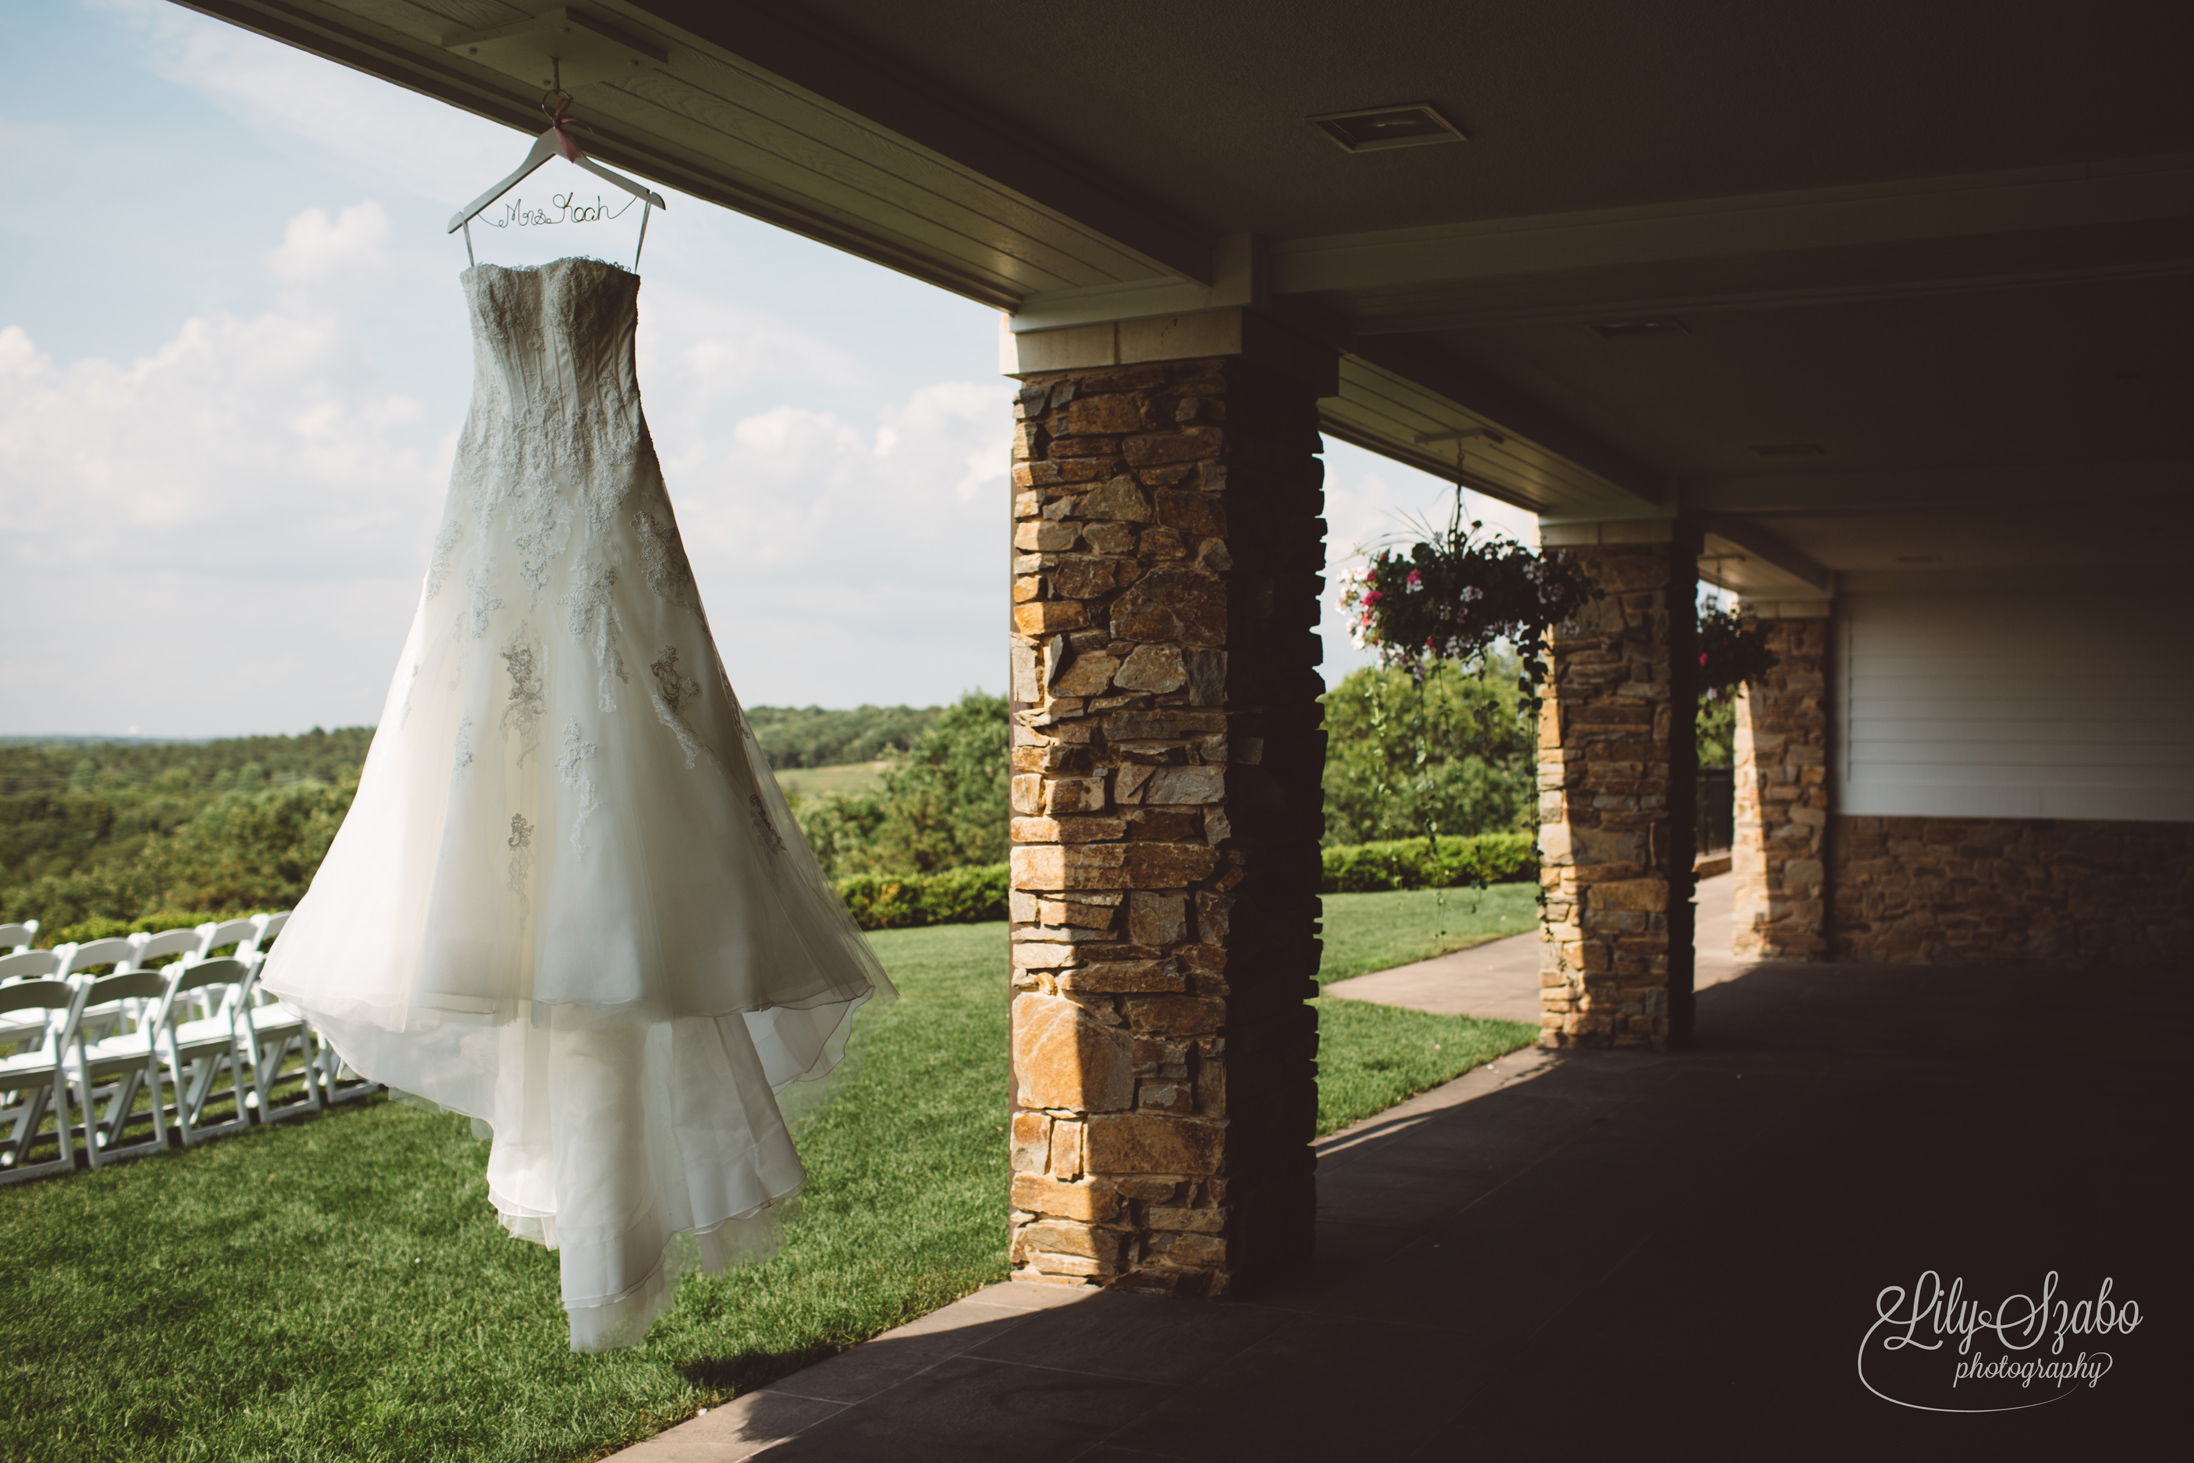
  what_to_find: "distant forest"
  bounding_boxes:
[0,706,945,938]
[743,704,942,769]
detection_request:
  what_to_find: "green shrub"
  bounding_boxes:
[41,908,263,948]
[792,692,1009,878]
[1320,832,1537,893]
[1319,659,1536,847]
[834,863,1008,931]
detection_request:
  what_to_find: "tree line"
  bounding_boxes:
[3,671,1725,935]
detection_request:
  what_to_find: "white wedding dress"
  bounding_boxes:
[262,257,895,1351]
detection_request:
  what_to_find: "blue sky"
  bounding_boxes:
[0,0,1522,737]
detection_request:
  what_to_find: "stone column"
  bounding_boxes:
[1536,520,1701,1050]
[1732,605,1832,959]
[1002,310,1332,1296]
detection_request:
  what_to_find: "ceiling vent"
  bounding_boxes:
[1588,317,1687,341]
[1749,443,1826,458]
[1309,103,1467,153]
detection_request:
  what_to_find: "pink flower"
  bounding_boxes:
[1406,569,1423,591]
[1363,589,1383,606]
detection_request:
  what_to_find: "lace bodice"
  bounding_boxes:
[465,258,642,420]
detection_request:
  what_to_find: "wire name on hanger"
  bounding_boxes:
[480,192,641,230]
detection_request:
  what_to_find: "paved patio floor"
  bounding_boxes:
[626,952,2182,1460]
[1323,869,1742,1019]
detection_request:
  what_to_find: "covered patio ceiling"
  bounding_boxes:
[177,0,2194,597]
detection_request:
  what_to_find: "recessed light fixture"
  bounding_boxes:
[1749,443,1825,458]
[1588,317,1688,341]
[1309,103,1467,153]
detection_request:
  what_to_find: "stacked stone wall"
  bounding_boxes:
[1831,815,2194,966]
[1005,356,1324,1295]
[1537,534,1698,1049]
[1733,616,1830,958]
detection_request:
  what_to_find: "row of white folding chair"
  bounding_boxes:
[0,959,232,1178]
[0,945,334,1182]
[0,913,292,1033]
[1,920,36,954]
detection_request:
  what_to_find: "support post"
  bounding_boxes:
[1732,603,1832,959]
[1002,310,1332,1294]
[1536,520,1701,1050]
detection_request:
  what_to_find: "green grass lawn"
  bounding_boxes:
[0,905,1533,1462]
[1315,881,1541,984]
[771,760,887,801]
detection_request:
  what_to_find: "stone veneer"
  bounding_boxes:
[1537,527,1699,1049]
[1831,815,2194,966]
[1732,613,1831,959]
[1004,355,1324,1295]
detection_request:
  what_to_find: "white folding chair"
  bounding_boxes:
[0,955,67,1050]
[0,978,80,1183]
[0,920,37,954]
[156,957,254,1146]
[229,954,324,1124]
[196,918,258,961]
[0,950,65,1048]
[0,949,63,984]
[239,911,290,960]
[62,968,173,1167]
[134,928,213,1020]
[55,938,142,1044]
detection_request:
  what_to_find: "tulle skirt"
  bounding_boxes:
[266,557,894,1350]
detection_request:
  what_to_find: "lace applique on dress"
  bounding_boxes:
[555,719,601,857]
[649,646,698,714]
[633,508,699,611]
[748,794,787,855]
[513,476,571,610]
[454,717,474,776]
[646,645,708,768]
[559,559,627,712]
[426,518,465,602]
[500,629,546,763]
[468,572,505,640]
[506,812,535,913]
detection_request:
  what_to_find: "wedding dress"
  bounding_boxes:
[262,256,895,1351]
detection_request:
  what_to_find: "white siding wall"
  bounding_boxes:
[1833,574,2194,822]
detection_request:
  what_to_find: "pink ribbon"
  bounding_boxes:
[549,97,585,164]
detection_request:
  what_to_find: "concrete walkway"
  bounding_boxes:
[623,938,2179,1458]
[1322,869,1741,1020]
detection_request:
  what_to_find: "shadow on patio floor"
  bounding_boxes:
[626,958,2186,1460]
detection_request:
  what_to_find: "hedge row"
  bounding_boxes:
[27,834,1537,946]
[1320,832,1537,894]
[834,831,1535,930]
[834,863,1009,930]
[33,908,259,950]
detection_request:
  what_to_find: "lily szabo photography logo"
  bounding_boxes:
[1859,1271,2143,1413]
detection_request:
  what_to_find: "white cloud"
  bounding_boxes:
[269,201,391,285]
[0,194,1014,732]
[0,213,439,585]
[666,382,1014,701]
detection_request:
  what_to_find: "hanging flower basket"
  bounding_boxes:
[1698,603,1779,699]
[1337,516,1599,697]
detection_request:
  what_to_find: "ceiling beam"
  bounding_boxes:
[1273,154,2194,331]
[1685,460,2193,517]
[1698,518,1833,594]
